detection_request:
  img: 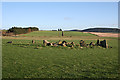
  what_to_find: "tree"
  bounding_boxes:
[58,29,62,31]
[60,29,62,31]
[28,28,31,32]
[7,27,39,35]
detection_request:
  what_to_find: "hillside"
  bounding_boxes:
[81,28,120,33]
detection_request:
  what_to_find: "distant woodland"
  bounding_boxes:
[2,27,39,36]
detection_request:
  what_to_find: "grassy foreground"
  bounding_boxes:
[2,38,119,78]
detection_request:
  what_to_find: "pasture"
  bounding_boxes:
[19,31,96,37]
[2,31,119,78]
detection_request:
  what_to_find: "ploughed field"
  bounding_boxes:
[2,31,119,78]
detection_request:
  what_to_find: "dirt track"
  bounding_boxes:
[84,32,119,37]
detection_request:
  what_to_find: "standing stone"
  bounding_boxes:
[96,39,100,46]
[100,40,108,48]
[62,31,64,36]
[32,40,35,43]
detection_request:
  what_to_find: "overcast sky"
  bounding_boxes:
[2,2,118,30]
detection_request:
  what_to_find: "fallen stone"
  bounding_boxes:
[80,40,87,47]
[7,41,12,43]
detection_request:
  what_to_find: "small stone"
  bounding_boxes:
[80,47,83,49]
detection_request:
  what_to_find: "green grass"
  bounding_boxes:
[19,31,96,37]
[2,39,119,78]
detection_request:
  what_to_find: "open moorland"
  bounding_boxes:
[2,31,119,78]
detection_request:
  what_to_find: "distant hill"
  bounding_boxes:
[68,28,120,33]
[68,29,82,32]
[82,28,120,33]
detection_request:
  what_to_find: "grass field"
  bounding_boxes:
[3,31,118,40]
[19,31,96,37]
[2,31,119,78]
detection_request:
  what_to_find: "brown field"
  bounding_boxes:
[83,32,119,37]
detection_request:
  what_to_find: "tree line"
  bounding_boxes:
[7,27,39,35]
[58,29,62,31]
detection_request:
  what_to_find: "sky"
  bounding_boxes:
[2,2,118,30]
